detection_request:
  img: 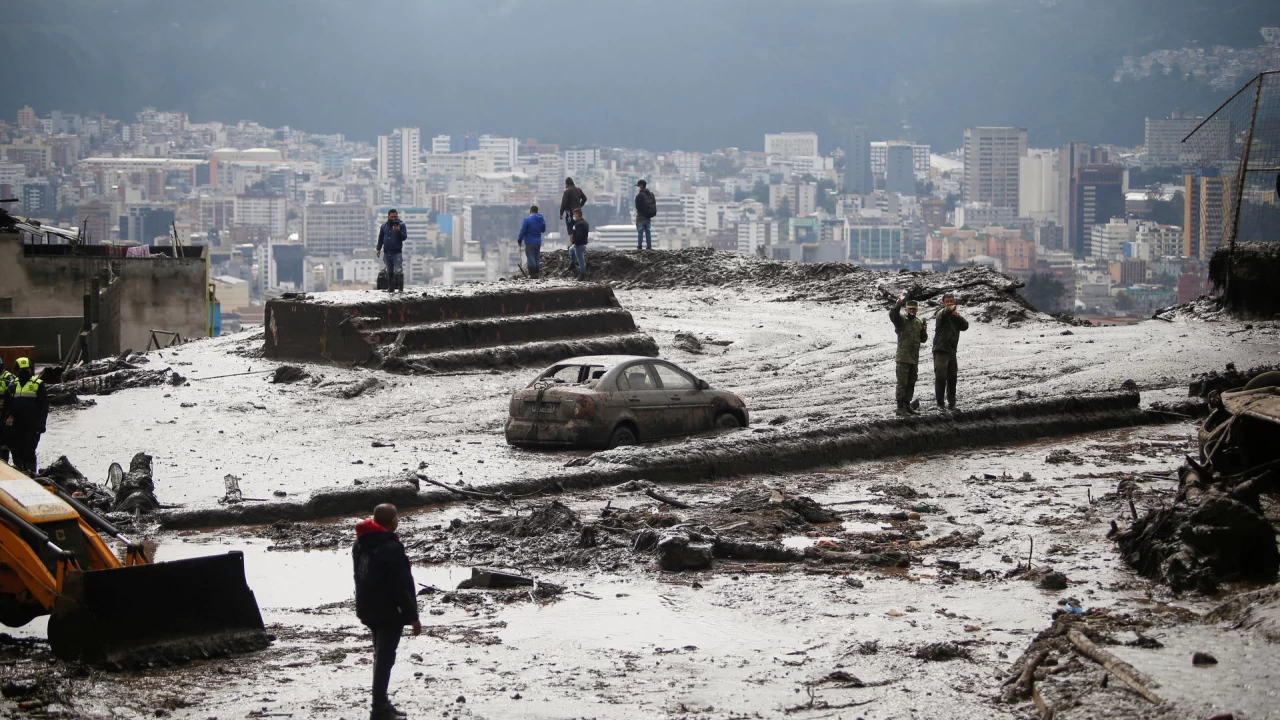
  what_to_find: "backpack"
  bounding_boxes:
[641,190,657,218]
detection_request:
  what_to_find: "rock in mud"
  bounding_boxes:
[1192,651,1219,666]
[460,568,536,589]
[1045,448,1084,465]
[656,533,714,571]
[1189,362,1280,398]
[781,496,839,523]
[1038,571,1069,590]
[270,365,308,384]
[914,642,970,661]
[672,332,705,354]
[336,376,382,399]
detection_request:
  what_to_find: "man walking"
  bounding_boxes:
[569,208,589,281]
[375,209,408,293]
[517,205,546,278]
[0,358,48,474]
[932,294,969,411]
[559,178,588,252]
[889,299,927,416]
[634,180,657,250]
[353,503,421,720]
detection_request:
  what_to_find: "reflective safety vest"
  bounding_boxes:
[0,372,14,393]
[12,378,41,398]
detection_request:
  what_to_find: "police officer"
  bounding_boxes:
[1,358,49,475]
[0,361,15,465]
[932,294,969,411]
[889,299,927,416]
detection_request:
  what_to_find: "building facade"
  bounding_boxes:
[962,127,1027,211]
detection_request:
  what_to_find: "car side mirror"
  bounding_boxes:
[696,379,710,390]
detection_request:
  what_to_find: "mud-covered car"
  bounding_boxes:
[505,355,749,448]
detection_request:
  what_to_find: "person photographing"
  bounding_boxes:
[375,210,408,293]
[931,294,969,411]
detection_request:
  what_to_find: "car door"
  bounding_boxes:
[651,362,714,435]
[616,362,671,440]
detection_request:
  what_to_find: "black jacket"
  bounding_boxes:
[1,374,48,434]
[559,187,588,218]
[932,310,970,354]
[376,221,408,254]
[571,219,590,246]
[635,189,657,219]
[352,523,419,628]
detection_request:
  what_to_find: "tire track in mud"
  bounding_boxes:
[160,392,1162,530]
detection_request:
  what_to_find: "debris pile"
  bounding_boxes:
[35,454,162,515]
[1115,370,1280,592]
[1188,361,1280,398]
[1210,241,1280,319]
[540,247,1049,323]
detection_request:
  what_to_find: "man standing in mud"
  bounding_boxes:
[889,299,927,416]
[932,294,969,411]
[354,504,420,719]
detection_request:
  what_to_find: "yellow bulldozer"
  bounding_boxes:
[0,462,267,667]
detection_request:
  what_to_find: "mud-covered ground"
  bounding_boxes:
[3,424,1270,719]
[36,283,1280,511]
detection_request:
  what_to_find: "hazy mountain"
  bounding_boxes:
[3,0,1276,151]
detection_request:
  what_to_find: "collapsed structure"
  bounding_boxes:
[263,282,658,371]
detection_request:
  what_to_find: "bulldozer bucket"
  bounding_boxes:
[47,551,268,668]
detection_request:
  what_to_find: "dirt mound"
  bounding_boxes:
[485,500,580,538]
[540,248,1048,323]
[1210,241,1280,319]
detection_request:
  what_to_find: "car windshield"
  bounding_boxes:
[532,364,608,388]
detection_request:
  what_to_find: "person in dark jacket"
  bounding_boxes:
[569,209,589,280]
[517,205,546,278]
[375,209,408,293]
[634,180,657,250]
[353,504,421,719]
[932,294,969,411]
[559,178,588,243]
[0,362,16,465]
[1,358,48,475]
[888,300,927,416]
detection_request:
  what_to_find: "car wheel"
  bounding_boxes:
[608,426,637,448]
[715,412,742,431]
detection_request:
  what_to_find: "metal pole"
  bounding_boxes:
[1227,72,1264,304]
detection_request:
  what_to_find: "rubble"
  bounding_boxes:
[36,454,161,515]
[1188,361,1280,398]
[269,365,308,384]
[54,367,177,396]
[1209,241,1280,319]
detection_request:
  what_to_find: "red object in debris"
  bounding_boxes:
[72,491,85,498]
[816,540,841,549]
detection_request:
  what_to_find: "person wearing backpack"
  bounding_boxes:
[635,180,657,250]
[517,205,547,278]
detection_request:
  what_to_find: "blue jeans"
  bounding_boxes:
[637,219,652,250]
[524,243,541,273]
[383,252,403,275]
[568,244,586,275]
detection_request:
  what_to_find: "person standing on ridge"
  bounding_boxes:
[931,294,969,412]
[353,503,421,720]
[559,178,588,269]
[517,205,546,278]
[635,180,657,250]
[569,208,589,281]
[375,209,408,293]
[0,358,48,474]
[889,299,927,416]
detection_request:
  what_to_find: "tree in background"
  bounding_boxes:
[1114,291,1136,313]
[1020,272,1068,312]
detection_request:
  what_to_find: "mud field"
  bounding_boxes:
[7,256,1280,719]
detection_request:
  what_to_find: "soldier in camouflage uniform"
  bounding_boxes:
[932,293,969,411]
[889,298,927,415]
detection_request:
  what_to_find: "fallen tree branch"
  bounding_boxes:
[1015,649,1048,700]
[1067,629,1162,704]
[645,488,691,508]
[417,473,507,502]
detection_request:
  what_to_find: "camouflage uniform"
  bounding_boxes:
[889,305,927,409]
[932,309,970,409]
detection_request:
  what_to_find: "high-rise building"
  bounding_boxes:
[376,127,421,182]
[1058,142,1109,242]
[870,142,931,176]
[764,132,819,159]
[1144,114,1202,168]
[120,205,175,244]
[1018,149,1059,220]
[565,149,600,177]
[844,127,873,195]
[1089,218,1133,260]
[1070,166,1125,257]
[962,127,1027,211]
[431,135,451,155]
[234,194,288,237]
[1183,170,1230,261]
[478,135,518,174]
[303,203,373,255]
[885,145,916,196]
[16,106,36,130]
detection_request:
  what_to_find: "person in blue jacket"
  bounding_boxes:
[375,209,408,293]
[517,205,546,278]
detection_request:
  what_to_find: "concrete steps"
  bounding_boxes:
[264,282,657,369]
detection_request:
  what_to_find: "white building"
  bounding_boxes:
[955,202,1014,229]
[431,135,451,155]
[342,257,382,284]
[672,151,703,179]
[1089,218,1134,261]
[592,224,639,251]
[1133,221,1184,259]
[870,142,931,176]
[962,127,1027,210]
[1144,115,1202,168]
[565,149,600,177]
[302,203,373,256]
[442,261,488,285]
[478,135,518,174]
[737,220,779,256]
[765,132,819,159]
[377,127,421,181]
[234,194,288,236]
[1018,149,1059,221]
